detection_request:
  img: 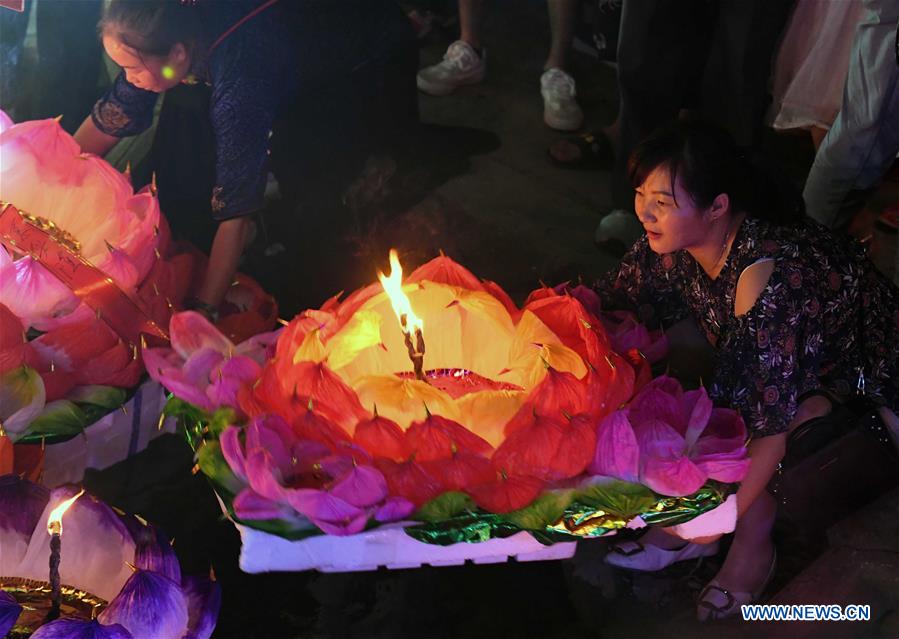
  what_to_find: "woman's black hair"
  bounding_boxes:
[100,0,203,58]
[628,120,805,225]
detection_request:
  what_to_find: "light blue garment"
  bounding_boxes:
[803,0,899,230]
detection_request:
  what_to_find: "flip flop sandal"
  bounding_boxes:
[546,130,614,170]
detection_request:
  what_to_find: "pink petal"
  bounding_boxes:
[682,388,713,449]
[0,257,79,328]
[634,418,685,459]
[170,311,234,359]
[313,511,370,536]
[233,488,292,520]
[693,452,751,484]
[183,349,225,386]
[328,464,388,508]
[640,455,707,497]
[627,375,685,433]
[374,496,416,522]
[286,489,365,525]
[219,426,248,483]
[588,410,640,482]
[245,449,288,502]
[245,415,293,469]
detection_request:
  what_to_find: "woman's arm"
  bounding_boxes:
[196,216,253,308]
[73,116,120,157]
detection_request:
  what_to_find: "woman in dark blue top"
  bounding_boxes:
[75,0,415,313]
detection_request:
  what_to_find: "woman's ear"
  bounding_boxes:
[708,192,730,222]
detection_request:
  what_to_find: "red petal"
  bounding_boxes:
[583,352,636,419]
[466,473,544,513]
[374,458,444,507]
[291,407,351,450]
[493,413,565,480]
[407,254,485,291]
[406,413,493,461]
[278,361,367,432]
[40,369,77,401]
[354,415,410,462]
[480,280,520,321]
[524,295,611,366]
[555,414,598,478]
[422,452,495,492]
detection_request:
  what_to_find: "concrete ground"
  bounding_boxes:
[81,2,899,638]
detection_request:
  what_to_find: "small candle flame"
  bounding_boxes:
[378,250,423,335]
[47,489,84,536]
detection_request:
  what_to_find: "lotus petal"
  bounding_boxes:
[96,243,140,292]
[353,415,410,461]
[555,414,597,478]
[422,451,495,492]
[0,109,13,132]
[480,279,520,320]
[0,256,79,328]
[0,303,29,374]
[627,375,684,432]
[0,590,22,638]
[374,458,444,507]
[589,410,640,482]
[170,312,234,360]
[493,414,566,481]
[133,525,181,584]
[407,254,485,291]
[328,464,388,508]
[0,475,49,576]
[98,570,188,639]
[466,473,544,514]
[0,365,46,440]
[285,490,368,535]
[181,574,221,639]
[233,488,299,521]
[206,355,262,410]
[290,405,351,450]
[555,283,601,318]
[275,360,367,432]
[682,387,713,449]
[374,496,416,522]
[0,435,11,475]
[640,455,707,497]
[31,619,134,639]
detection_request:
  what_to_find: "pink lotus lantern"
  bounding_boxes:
[0,112,276,447]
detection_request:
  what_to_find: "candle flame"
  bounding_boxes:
[47,489,84,536]
[378,250,423,334]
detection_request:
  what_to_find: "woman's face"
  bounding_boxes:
[634,165,712,255]
[102,33,188,93]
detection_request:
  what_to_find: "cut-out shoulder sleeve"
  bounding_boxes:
[593,236,691,329]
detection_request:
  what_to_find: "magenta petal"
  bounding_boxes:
[183,349,225,386]
[233,489,292,520]
[0,590,22,638]
[181,575,221,639]
[155,375,215,412]
[98,570,188,639]
[318,454,355,479]
[634,418,685,459]
[628,378,684,433]
[141,347,182,384]
[291,440,332,473]
[701,408,748,446]
[328,464,388,508]
[693,449,751,483]
[374,496,415,522]
[312,511,370,536]
[31,619,134,639]
[245,450,288,502]
[640,456,707,497]
[219,426,248,483]
[682,388,713,449]
[286,489,365,525]
[589,410,640,481]
[245,415,294,466]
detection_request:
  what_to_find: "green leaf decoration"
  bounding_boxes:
[24,400,87,440]
[208,407,237,438]
[414,491,476,523]
[197,440,245,497]
[576,477,657,519]
[67,385,128,409]
[501,489,575,530]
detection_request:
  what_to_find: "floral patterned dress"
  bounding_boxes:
[595,216,899,438]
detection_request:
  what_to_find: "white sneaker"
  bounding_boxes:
[417,40,486,96]
[540,68,584,131]
[605,539,720,572]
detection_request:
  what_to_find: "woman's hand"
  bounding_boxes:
[73,116,119,156]
[196,216,253,309]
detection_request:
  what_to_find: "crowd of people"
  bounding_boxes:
[1,0,898,624]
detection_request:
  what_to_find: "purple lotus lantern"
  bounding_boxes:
[0,475,219,638]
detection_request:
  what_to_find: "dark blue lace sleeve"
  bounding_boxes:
[91,71,158,137]
[206,20,284,221]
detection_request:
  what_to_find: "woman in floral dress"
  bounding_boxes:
[594,120,899,620]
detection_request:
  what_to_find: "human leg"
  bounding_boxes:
[544,0,577,71]
[417,0,486,96]
[540,0,582,131]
